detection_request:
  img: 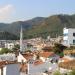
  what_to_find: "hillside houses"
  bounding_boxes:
[0,27,75,75]
[17,51,60,75]
[19,57,59,75]
[39,52,59,62]
[0,53,16,61]
[17,52,34,62]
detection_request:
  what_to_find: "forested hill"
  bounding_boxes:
[0,14,75,39]
[23,14,75,38]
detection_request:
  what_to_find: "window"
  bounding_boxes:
[73,33,75,37]
[64,40,68,44]
[63,33,68,36]
[73,40,75,44]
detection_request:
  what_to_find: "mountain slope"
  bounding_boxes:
[0,17,45,36]
[24,14,75,38]
[0,14,75,39]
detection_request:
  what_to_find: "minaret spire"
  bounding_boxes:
[20,25,23,52]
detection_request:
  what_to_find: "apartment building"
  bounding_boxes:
[63,27,75,46]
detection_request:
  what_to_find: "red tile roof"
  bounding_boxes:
[34,59,43,66]
[59,60,75,70]
[39,52,54,58]
[0,60,17,68]
[60,57,71,62]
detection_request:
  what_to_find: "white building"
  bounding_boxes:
[0,53,16,61]
[20,59,58,75]
[63,27,75,46]
[39,52,59,62]
[5,43,14,50]
[17,53,27,62]
[0,61,20,75]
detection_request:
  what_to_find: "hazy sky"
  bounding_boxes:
[0,0,75,23]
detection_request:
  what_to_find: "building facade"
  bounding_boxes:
[0,61,20,75]
[63,27,75,46]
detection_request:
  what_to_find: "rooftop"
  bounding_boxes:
[0,60,17,68]
[22,53,33,61]
[59,60,75,70]
[39,52,54,58]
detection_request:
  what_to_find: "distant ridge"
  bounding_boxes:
[24,14,75,38]
[0,14,75,39]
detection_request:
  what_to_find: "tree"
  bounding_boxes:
[0,48,11,54]
[53,71,61,75]
[12,44,20,52]
[53,43,67,57]
[25,50,32,53]
[69,70,75,75]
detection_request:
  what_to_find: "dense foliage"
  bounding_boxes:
[53,71,61,75]
[52,70,75,75]
[0,48,12,54]
[53,43,67,57]
[12,44,20,50]
[69,70,75,75]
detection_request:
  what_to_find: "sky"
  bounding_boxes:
[0,0,75,23]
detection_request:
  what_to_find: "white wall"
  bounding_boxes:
[59,68,72,74]
[68,28,75,45]
[28,62,58,74]
[0,68,1,75]
[63,28,75,46]
[3,66,6,75]
[3,64,20,75]
[40,57,46,62]
[63,28,69,45]
[28,62,50,74]
[5,43,14,50]
[0,53,16,61]
[17,53,26,62]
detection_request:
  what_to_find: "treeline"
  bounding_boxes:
[0,31,19,40]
